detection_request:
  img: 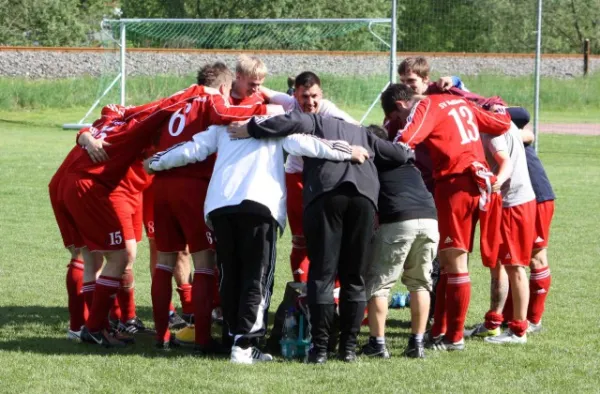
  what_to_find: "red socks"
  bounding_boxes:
[528,267,551,324]
[484,311,503,330]
[176,284,193,316]
[446,273,471,343]
[290,241,309,283]
[81,280,96,317]
[152,264,174,343]
[86,276,120,332]
[117,268,136,323]
[430,273,447,337]
[508,319,528,337]
[66,259,86,331]
[193,268,215,346]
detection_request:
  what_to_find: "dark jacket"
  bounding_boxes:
[247,111,414,209]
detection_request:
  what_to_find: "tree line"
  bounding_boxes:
[0,0,597,54]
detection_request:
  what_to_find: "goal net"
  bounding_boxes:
[64,18,393,128]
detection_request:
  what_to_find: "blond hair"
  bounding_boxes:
[235,55,268,79]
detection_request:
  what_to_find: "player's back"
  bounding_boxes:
[408,94,489,180]
[229,91,268,106]
[155,85,269,180]
[67,86,206,190]
[482,123,535,207]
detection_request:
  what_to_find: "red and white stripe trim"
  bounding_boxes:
[156,264,174,273]
[96,277,120,288]
[447,276,471,285]
[530,269,551,280]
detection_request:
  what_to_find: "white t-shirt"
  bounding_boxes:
[482,122,536,207]
[267,92,357,174]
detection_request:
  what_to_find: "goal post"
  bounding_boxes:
[63,16,396,129]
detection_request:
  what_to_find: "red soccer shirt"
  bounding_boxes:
[66,86,208,190]
[154,85,269,180]
[394,94,511,180]
[229,91,269,107]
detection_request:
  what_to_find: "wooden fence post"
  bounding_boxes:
[583,38,590,76]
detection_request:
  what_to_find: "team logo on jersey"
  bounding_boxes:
[535,236,545,243]
[444,236,453,244]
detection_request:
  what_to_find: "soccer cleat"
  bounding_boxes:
[109,318,120,332]
[484,329,527,344]
[423,331,445,348]
[67,328,82,341]
[338,350,358,363]
[118,316,155,335]
[211,307,223,324]
[168,312,188,330]
[464,323,501,338]
[527,321,543,334]
[230,346,273,364]
[80,327,127,348]
[305,348,328,364]
[360,342,390,359]
[174,325,195,346]
[109,328,136,344]
[155,337,180,351]
[430,337,465,351]
[403,336,425,359]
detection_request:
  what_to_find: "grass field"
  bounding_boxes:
[1,111,600,393]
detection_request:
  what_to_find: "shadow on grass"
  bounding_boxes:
[0,305,277,358]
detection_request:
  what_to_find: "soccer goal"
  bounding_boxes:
[63,16,398,129]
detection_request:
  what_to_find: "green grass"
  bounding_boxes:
[1,111,600,393]
[1,73,599,127]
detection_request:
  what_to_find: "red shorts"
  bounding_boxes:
[498,200,536,266]
[286,172,304,237]
[60,175,131,252]
[533,200,554,249]
[153,176,214,253]
[143,183,155,239]
[50,173,81,249]
[110,189,143,243]
[434,174,480,252]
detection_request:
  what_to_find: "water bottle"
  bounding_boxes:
[280,308,298,359]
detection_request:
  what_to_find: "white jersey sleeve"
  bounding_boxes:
[282,134,352,162]
[267,91,300,112]
[317,99,358,124]
[149,125,220,172]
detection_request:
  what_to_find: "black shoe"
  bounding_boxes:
[306,348,328,364]
[109,328,136,344]
[155,337,180,351]
[338,350,357,363]
[404,335,426,358]
[118,316,155,335]
[194,338,230,356]
[80,327,127,348]
[168,313,188,330]
[361,342,390,359]
[109,318,120,332]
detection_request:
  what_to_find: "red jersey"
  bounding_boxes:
[65,85,210,190]
[394,95,511,180]
[424,83,507,109]
[229,91,269,106]
[154,85,269,180]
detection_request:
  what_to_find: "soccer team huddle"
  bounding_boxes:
[49,54,555,364]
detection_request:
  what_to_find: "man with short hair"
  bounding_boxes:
[229,54,269,106]
[361,125,438,359]
[383,83,512,351]
[150,62,282,351]
[237,111,415,364]
[146,120,369,364]
[260,71,358,284]
[465,123,536,344]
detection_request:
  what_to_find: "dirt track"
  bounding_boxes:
[539,123,600,136]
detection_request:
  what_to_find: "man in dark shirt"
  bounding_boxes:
[230,111,414,363]
[361,126,438,360]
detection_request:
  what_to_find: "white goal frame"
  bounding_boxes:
[63,15,398,129]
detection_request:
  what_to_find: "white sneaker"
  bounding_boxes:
[230,346,273,364]
[484,329,527,344]
[67,328,82,341]
[527,321,543,334]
